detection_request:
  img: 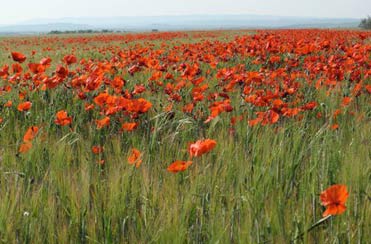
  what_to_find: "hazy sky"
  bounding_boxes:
[0,0,369,25]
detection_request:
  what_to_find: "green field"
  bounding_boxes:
[0,30,370,243]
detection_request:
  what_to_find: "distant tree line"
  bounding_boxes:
[48,29,125,35]
[359,16,371,29]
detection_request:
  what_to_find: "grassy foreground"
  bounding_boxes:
[0,30,370,243]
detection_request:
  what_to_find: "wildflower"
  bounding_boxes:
[122,122,138,132]
[11,52,27,63]
[92,146,104,154]
[55,110,72,126]
[128,148,142,168]
[167,160,193,173]
[320,184,349,217]
[23,126,39,142]
[188,139,216,158]
[96,116,110,129]
[17,101,32,112]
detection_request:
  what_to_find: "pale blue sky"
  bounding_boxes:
[0,0,369,25]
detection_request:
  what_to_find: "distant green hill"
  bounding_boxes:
[0,15,361,34]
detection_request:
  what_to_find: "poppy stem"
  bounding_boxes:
[293,215,332,241]
[306,215,332,232]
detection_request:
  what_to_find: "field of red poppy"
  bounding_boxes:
[0,29,370,243]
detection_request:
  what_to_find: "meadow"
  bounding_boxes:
[0,29,370,243]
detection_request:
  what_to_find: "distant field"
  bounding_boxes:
[0,29,370,243]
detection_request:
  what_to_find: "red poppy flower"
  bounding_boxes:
[94,92,110,107]
[23,126,39,142]
[132,84,146,94]
[28,63,45,74]
[188,139,217,158]
[11,52,27,63]
[84,103,95,111]
[182,103,194,113]
[19,142,32,153]
[122,122,138,132]
[331,123,339,130]
[55,110,72,126]
[365,85,371,94]
[17,101,32,112]
[341,97,352,107]
[167,160,193,173]
[55,65,68,79]
[0,65,9,77]
[63,54,77,65]
[92,146,104,154]
[40,57,52,66]
[129,98,152,113]
[96,116,110,129]
[128,148,142,168]
[320,184,349,217]
[301,101,317,110]
[11,63,23,74]
[4,100,12,107]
